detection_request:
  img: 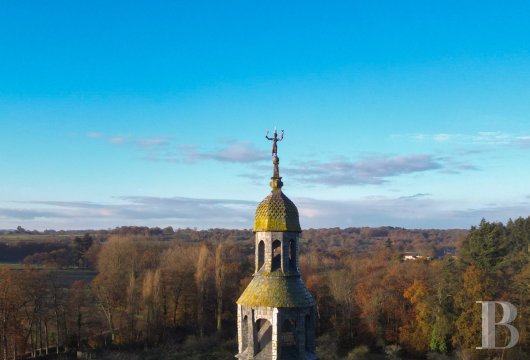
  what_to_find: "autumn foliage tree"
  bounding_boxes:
[92,236,138,342]
[195,243,213,337]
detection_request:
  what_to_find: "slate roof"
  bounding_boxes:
[237,275,315,308]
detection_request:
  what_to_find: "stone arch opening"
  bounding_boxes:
[289,239,297,271]
[272,240,281,271]
[241,315,249,352]
[256,318,272,353]
[257,240,265,271]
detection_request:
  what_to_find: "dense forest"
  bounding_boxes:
[0,219,528,359]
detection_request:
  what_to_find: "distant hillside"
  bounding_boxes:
[301,226,468,257]
[0,225,467,265]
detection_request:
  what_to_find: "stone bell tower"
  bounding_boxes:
[236,130,318,360]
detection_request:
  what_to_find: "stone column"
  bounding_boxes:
[248,309,256,358]
[272,308,280,360]
[281,234,288,272]
[237,305,243,355]
[264,233,272,273]
[255,236,260,272]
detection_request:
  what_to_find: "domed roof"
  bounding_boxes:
[253,190,301,232]
[254,132,301,232]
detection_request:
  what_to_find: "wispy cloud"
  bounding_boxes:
[473,132,513,145]
[296,196,530,229]
[87,132,128,145]
[432,133,454,142]
[0,208,68,220]
[398,193,431,199]
[85,131,483,189]
[108,135,130,145]
[435,155,480,174]
[137,137,172,148]
[1,197,256,230]
[87,132,267,164]
[400,131,530,148]
[285,154,442,186]
[2,195,528,230]
[27,201,105,209]
[178,142,268,163]
[210,142,268,162]
[512,136,530,148]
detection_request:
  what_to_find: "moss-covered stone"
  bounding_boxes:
[253,191,301,232]
[237,275,315,308]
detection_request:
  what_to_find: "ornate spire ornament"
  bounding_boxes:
[265,128,284,157]
[266,129,284,191]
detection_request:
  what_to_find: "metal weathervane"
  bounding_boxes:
[265,128,284,187]
[265,128,284,157]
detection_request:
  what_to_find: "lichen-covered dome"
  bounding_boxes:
[253,138,301,232]
[253,190,301,232]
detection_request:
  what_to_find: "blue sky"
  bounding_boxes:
[1,1,529,230]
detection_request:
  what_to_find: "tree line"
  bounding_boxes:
[0,219,528,359]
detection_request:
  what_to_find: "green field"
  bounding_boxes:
[0,233,83,242]
[0,262,97,286]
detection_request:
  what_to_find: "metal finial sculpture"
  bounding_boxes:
[265,128,284,157]
[265,128,284,191]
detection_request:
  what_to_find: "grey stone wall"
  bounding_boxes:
[237,230,318,359]
[236,305,317,360]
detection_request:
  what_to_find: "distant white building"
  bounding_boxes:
[403,253,432,261]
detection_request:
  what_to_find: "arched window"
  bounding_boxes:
[257,241,265,271]
[272,240,281,271]
[289,239,297,270]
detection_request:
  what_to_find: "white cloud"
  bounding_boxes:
[400,131,530,147]
[210,142,268,163]
[106,136,126,145]
[284,154,442,186]
[87,132,268,164]
[3,194,527,230]
[473,131,512,145]
[137,137,172,147]
[513,136,530,148]
[172,141,268,163]
[433,133,452,142]
[0,197,256,230]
